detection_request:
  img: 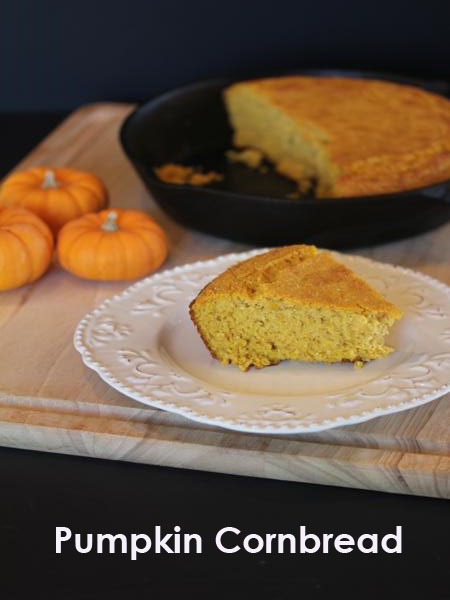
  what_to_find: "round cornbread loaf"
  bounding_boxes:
[224,76,450,197]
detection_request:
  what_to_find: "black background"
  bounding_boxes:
[1,1,450,598]
[1,0,450,111]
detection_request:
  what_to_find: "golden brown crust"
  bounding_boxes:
[224,76,450,196]
[192,245,403,319]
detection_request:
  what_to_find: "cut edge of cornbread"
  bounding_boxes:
[224,83,339,197]
[189,245,403,371]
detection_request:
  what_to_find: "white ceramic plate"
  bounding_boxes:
[74,250,450,434]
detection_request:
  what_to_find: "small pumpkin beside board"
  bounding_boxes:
[0,167,168,290]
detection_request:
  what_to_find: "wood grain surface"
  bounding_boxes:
[0,103,448,498]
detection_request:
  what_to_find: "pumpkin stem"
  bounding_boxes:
[42,169,60,189]
[101,211,119,232]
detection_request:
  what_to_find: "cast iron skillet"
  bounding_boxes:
[120,70,450,248]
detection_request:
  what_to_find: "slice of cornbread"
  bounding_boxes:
[224,76,450,197]
[189,246,403,371]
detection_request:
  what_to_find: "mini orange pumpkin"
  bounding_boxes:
[0,206,54,291]
[0,166,108,234]
[57,209,168,281]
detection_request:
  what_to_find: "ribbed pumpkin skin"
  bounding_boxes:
[0,207,54,291]
[0,167,108,233]
[57,209,168,281]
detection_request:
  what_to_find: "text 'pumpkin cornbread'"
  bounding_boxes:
[224,76,450,197]
[189,246,403,371]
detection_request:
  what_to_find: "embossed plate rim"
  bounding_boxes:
[74,249,450,434]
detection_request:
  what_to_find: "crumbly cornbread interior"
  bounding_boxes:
[225,83,336,196]
[190,245,403,371]
[224,76,450,197]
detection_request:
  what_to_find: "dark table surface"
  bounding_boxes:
[1,114,449,600]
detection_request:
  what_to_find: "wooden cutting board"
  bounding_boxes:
[1,103,449,499]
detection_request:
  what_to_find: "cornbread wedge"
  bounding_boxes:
[224,76,450,197]
[189,246,403,371]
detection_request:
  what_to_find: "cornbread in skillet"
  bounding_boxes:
[189,245,403,371]
[224,76,450,197]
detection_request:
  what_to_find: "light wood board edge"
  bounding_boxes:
[0,402,448,499]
